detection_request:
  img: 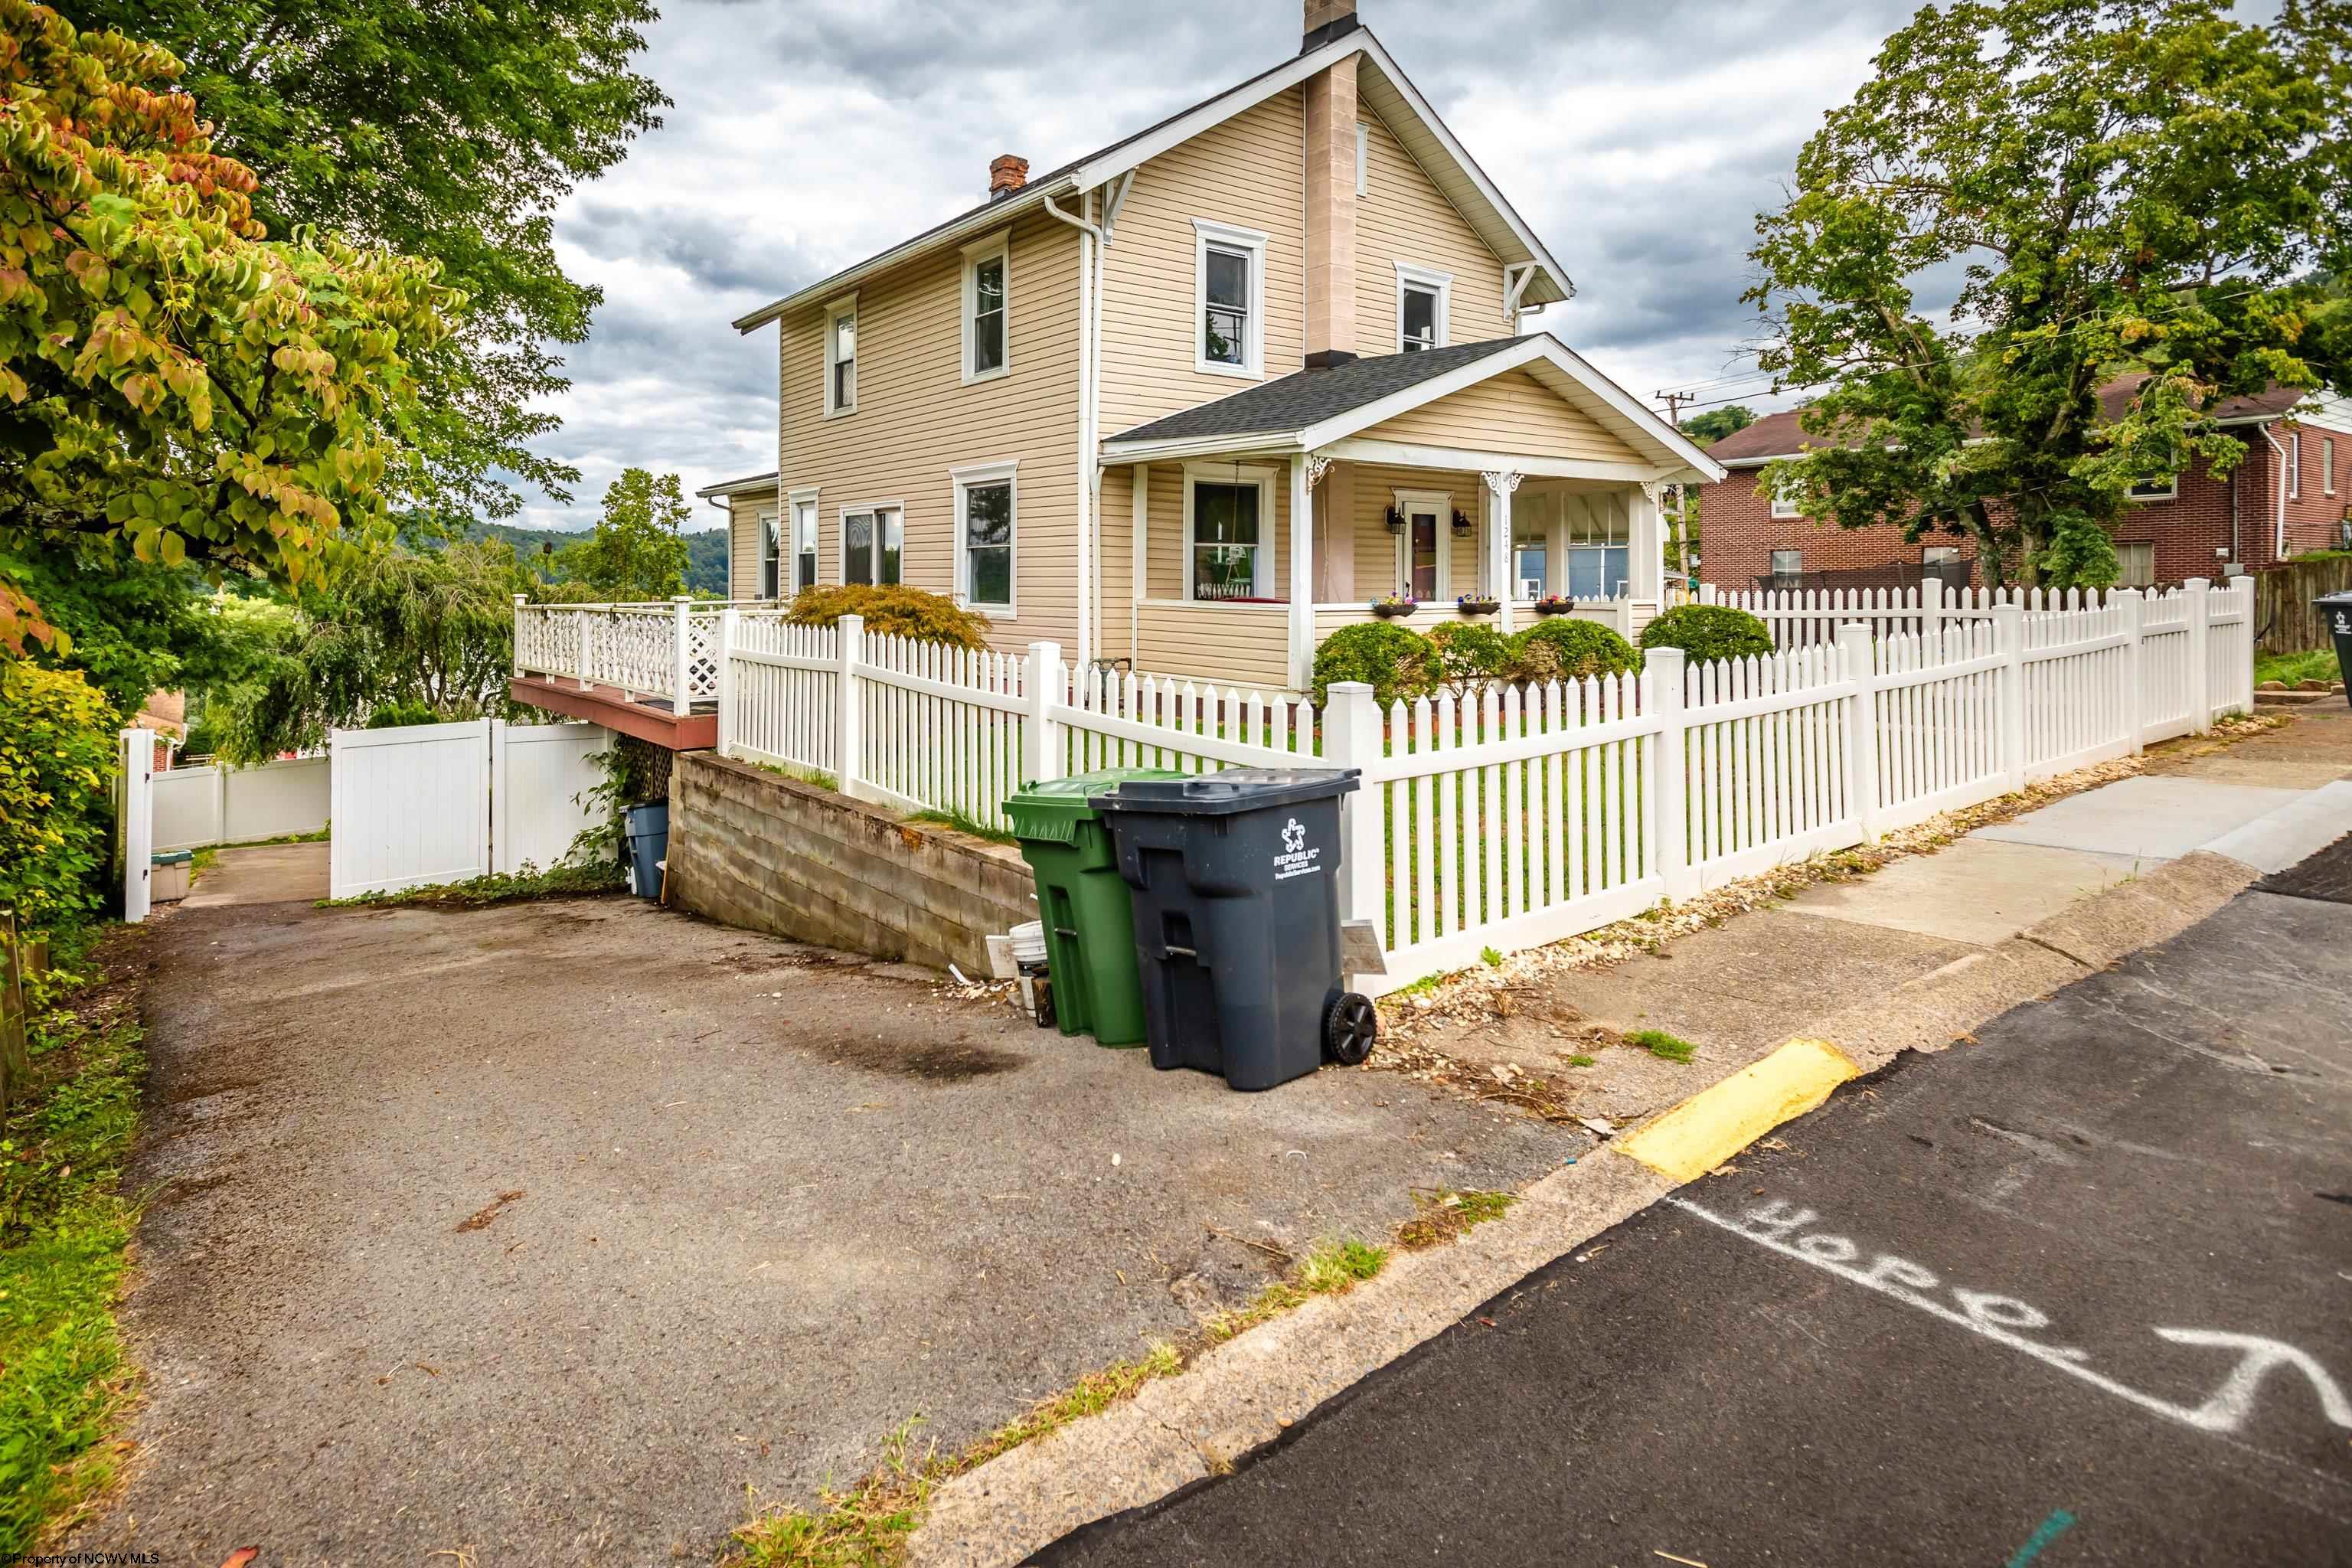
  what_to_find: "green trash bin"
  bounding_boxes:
[1004,769,1185,1046]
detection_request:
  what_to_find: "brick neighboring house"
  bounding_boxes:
[1697,377,2352,593]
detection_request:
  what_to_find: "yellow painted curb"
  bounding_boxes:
[1614,1037,1860,1184]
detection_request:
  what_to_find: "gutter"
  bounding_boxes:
[2257,420,2289,563]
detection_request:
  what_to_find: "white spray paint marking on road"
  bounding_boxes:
[1672,1197,2352,1437]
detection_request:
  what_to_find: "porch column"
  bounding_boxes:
[1484,469,1521,635]
[1289,454,1318,690]
[1631,482,1667,603]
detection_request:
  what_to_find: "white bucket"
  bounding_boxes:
[1009,920,1048,967]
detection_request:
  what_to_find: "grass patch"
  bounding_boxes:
[0,936,147,1553]
[318,859,626,910]
[1396,1188,1518,1251]
[1627,1027,1696,1064]
[189,846,217,879]
[1204,1236,1391,1344]
[756,761,840,792]
[1563,1053,1598,1068]
[2255,648,2343,688]
[905,808,1017,847]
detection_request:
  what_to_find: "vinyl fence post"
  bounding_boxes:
[2183,577,2212,735]
[1836,623,1880,844]
[1323,681,1386,934]
[1645,646,1697,900]
[835,612,865,795]
[118,728,152,924]
[716,608,739,758]
[1024,641,1064,786]
[2115,587,2145,754]
[511,595,528,678]
[671,596,694,710]
[1922,575,1945,641]
[1994,601,2027,790]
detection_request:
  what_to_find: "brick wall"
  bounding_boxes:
[667,752,1035,975]
[1699,423,2352,589]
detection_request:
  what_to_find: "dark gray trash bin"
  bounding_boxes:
[2316,591,2352,707]
[623,802,668,899]
[1091,768,1377,1092]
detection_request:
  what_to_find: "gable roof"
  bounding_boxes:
[1707,378,2334,469]
[1102,334,1725,482]
[730,27,1573,333]
[694,471,779,500]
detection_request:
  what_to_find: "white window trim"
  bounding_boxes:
[1391,487,1453,599]
[959,232,1011,387]
[838,499,906,586]
[1770,548,1805,578]
[756,508,779,599]
[952,460,1019,615]
[2288,430,2301,499]
[1768,479,1802,521]
[2324,437,2337,495]
[2126,476,2178,503]
[1181,460,1279,600]
[1191,217,1268,380]
[787,486,820,595]
[822,293,858,418]
[1354,122,1369,198]
[1393,263,1452,354]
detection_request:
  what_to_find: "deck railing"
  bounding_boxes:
[511,597,776,708]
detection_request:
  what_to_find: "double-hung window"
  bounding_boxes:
[2288,431,2301,499]
[789,491,818,595]
[1184,464,1276,600]
[842,507,902,586]
[757,509,779,598]
[824,296,858,416]
[962,235,1008,383]
[1193,219,1266,377]
[1768,478,1802,520]
[1769,548,1804,589]
[1395,264,1451,353]
[953,462,1016,612]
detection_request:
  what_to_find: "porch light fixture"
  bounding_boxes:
[1451,509,1472,537]
[1384,505,1405,534]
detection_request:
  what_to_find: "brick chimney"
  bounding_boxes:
[1302,48,1358,368]
[988,155,1029,199]
[1303,0,1360,51]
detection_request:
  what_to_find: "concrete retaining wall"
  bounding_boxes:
[667,751,1035,974]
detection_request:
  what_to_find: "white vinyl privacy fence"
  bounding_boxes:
[151,756,330,853]
[328,719,609,900]
[709,578,2254,991]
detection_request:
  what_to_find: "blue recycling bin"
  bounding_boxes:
[624,802,668,899]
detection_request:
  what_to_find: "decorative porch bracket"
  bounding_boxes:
[1482,469,1524,633]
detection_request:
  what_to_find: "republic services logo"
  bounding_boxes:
[1282,817,1306,853]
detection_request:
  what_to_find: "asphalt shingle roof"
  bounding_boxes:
[1107,337,1536,446]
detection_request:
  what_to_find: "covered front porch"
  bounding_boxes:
[1099,335,1719,693]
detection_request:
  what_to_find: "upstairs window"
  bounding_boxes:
[2325,437,2337,495]
[2128,476,2177,501]
[1395,264,1451,353]
[2288,430,2301,499]
[1769,479,1802,520]
[963,235,1009,383]
[1192,219,1266,377]
[843,507,902,586]
[825,296,858,416]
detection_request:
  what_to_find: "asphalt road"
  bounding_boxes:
[1040,857,2352,1567]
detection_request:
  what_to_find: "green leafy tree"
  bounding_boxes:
[1746,0,2352,587]
[214,541,527,760]
[1679,406,1756,446]
[75,0,668,530]
[559,469,691,601]
[0,662,118,933]
[0,2,457,650]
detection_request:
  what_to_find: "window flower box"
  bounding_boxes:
[1455,595,1500,617]
[1371,595,1419,619]
[1533,596,1576,617]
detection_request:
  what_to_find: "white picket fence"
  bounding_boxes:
[710,578,2254,991]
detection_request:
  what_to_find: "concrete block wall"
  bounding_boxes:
[667,751,1036,975]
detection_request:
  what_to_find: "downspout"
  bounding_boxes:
[705,494,733,596]
[1044,178,1129,671]
[2258,421,2288,564]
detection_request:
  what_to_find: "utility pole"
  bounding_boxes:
[1655,390,1697,595]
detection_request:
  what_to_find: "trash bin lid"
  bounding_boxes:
[2315,590,2352,610]
[1092,766,1361,816]
[152,849,194,865]
[1006,768,1187,844]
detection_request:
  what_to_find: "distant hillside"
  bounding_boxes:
[450,519,730,596]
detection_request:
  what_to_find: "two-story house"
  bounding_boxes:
[1698,377,2352,595]
[698,1,1721,693]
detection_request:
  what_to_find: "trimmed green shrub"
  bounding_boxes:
[1507,618,1642,684]
[1311,621,1439,708]
[1638,604,1774,663]
[1423,622,1513,693]
[786,584,991,651]
[364,699,443,730]
[0,665,119,934]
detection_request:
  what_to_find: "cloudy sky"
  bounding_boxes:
[521,0,1933,532]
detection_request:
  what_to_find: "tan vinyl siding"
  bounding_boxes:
[1349,462,1481,597]
[1358,371,1644,463]
[776,208,1084,656]
[1356,108,1511,352]
[1099,91,1308,436]
[1132,601,1292,689]
[727,498,777,601]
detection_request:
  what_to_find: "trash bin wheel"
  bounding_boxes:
[1322,991,1378,1066]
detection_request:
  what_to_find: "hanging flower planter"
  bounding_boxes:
[1371,594,1419,619]
[1455,595,1500,617]
[1534,596,1576,617]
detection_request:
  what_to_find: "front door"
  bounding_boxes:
[1406,508,1440,599]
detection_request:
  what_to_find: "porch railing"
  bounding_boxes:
[511,597,776,708]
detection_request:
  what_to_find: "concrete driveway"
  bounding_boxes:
[86,844,1576,1566]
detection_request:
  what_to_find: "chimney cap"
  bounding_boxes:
[989,154,1029,199]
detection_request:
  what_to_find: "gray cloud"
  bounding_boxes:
[520,0,1929,525]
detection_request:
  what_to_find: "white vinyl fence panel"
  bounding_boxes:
[151,756,330,853]
[330,720,494,899]
[707,579,2256,991]
[492,723,608,874]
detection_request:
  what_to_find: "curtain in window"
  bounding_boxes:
[844,512,874,584]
